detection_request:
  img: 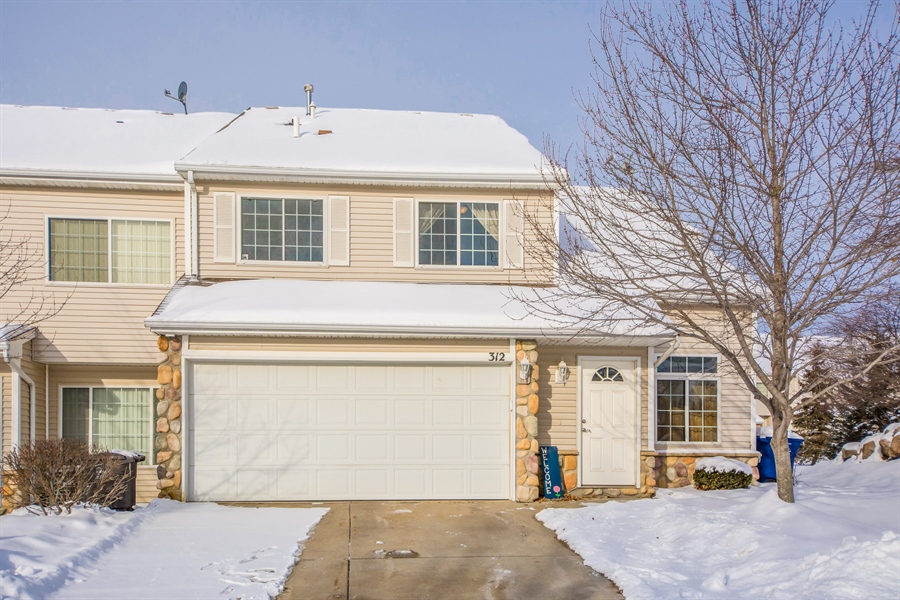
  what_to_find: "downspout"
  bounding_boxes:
[183,173,192,279]
[654,335,681,369]
[45,364,50,438]
[2,343,35,447]
[189,170,199,278]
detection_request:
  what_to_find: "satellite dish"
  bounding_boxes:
[163,81,189,114]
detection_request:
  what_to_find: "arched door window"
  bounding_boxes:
[592,366,624,382]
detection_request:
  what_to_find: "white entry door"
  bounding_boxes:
[580,358,638,486]
[188,362,510,501]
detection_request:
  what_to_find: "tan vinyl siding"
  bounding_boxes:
[0,186,185,364]
[537,346,648,451]
[197,183,554,285]
[136,466,158,503]
[187,336,510,354]
[19,342,47,446]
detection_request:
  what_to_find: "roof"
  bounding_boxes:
[145,279,670,343]
[0,104,236,179]
[0,323,36,344]
[176,106,547,187]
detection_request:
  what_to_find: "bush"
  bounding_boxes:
[693,467,752,491]
[2,439,129,515]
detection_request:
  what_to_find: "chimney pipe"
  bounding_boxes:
[304,84,314,117]
[309,102,316,119]
[293,116,300,137]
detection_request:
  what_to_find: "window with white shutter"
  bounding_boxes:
[393,197,415,267]
[328,196,350,266]
[503,199,525,269]
[213,192,236,263]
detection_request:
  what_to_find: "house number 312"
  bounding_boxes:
[488,352,506,362]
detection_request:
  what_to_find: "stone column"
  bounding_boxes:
[154,335,183,500]
[514,340,540,502]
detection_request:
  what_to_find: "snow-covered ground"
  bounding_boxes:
[537,460,900,599]
[0,500,328,600]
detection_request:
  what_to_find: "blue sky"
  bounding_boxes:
[0,1,878,153]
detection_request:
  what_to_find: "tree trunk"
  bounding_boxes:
[772,414,795,503]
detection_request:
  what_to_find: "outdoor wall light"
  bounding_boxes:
[556,360,569,385]
[518,355,532,382]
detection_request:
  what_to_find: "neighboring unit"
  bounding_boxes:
[1,100,760,505]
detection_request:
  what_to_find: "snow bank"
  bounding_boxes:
[537,459,900,599]
[695,456,752,475]
[0,499,328,600]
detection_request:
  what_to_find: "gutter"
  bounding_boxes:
[144,319,673,344]
[0,168,184,191]
[174,164,552,190]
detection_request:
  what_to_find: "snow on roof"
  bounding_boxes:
[0,323,36,342]
[176,107,546,182]
[145,279,669,340]
[0,105,236,177]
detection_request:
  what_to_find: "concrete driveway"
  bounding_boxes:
[277,500,623,600]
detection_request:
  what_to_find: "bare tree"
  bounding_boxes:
[523,0,900,502]
[0,204,67,336]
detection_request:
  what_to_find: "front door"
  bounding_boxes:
[580,358,638,486]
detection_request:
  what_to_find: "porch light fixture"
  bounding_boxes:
[518,355,532,383]
[555,360,569,385]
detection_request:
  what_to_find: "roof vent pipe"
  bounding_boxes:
[309,102,316,119]
[293,116,300,137]
[304,84,314,116]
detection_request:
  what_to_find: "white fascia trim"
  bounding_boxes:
[174,164,551,190]
[1,169,183,191]
[144,320,673,344]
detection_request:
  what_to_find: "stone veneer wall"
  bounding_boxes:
[554,450,760,498]
[514,340,541,502]
[154,335,183,500]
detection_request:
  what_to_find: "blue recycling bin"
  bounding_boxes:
[756,435,803,482]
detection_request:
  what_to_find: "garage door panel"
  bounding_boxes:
[356,399,389,425]
[276,365,310,390]
[394,398,427,425]
[190,363,511,500]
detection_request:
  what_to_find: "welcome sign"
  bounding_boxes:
[540,445,564,499]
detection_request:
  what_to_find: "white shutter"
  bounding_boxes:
[328,196,350,266]
[213,192,236,263]
[393,198,415,267]
[503,199,525,269]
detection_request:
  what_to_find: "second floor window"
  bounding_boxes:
[49,218,171,284]
[241,197,324,262]
[418,202,500,266]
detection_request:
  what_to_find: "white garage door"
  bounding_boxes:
[188,362,511,501]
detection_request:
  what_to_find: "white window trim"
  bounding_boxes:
[236,195,329,267]
[654,354,722,445]
[58,385,157,464]
[414,199,503,269]
[45,215,175,287]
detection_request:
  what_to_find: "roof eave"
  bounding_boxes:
[174,163,555,190]
[0,168,184,191]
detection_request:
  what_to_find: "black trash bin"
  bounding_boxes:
[99,451,145,510]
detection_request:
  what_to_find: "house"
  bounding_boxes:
[0,100,760,505]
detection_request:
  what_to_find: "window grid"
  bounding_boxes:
[460,202,499,266]
[656,355,719,443]
[111,220,171,284]
[49,218,171,284]
[592,366,624,382]
[241,198,324,262]
[419,201,500,266]
[49,219,109,282]
[61,387,156,464]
